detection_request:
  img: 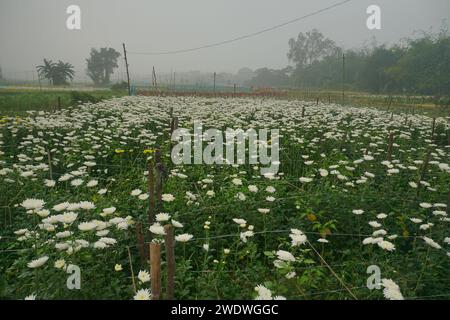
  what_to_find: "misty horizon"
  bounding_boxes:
[1,0,449,83]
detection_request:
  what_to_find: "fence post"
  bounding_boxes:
[301,106,305,118]
[164,224,175,300]
[150,243,162,300]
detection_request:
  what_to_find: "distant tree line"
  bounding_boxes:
[246,26,450,96]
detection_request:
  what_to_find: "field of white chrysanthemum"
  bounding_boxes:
[0,96,449,300]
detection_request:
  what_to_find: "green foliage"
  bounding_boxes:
[36,59,75,86]
[86,48,121,86]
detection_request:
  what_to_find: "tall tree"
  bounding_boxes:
[287,29,339,70]
[36,59,75,85]
[86,48,121,86]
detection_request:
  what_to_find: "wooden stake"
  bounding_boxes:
[150,243,161,300]
[147,161,155,226]
[155,148,163,210]
[164,224,175,300]
[387,133,394,162]
[301,106,305,118]
[123,43,131,96]
[431,118,436,139]
[47,149,53,180]
[135,222,147,264]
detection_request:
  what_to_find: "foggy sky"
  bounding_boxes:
[1,0,449,81]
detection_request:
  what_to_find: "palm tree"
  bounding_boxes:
[36,59,75,86]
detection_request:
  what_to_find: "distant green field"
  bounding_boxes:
[0,88,127,116]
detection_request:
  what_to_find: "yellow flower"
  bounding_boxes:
[143,149,156,154]
[306,213,317,222]
[115,149,125,154]
[114,264,123,272]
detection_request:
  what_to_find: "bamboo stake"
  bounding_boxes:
[127,246,137,293]
[147,161,155,225]
[150,243,161,300]
[164,224,175,300]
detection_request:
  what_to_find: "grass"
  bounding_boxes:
[0,88,127,116]
[0,86,449,118]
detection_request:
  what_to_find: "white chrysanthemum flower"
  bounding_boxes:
[175,233,193,242]
[248,185,258,193]
[149,223,166,235]
[102,207,116,215]
[99,237,117,246]
[240,230,254,243]
[44,180,56,187]
[56,231,72,238]
[299,177,313,183]
[232,178,242,186]
[98,188,108,195]
[93,241,108,249]
[36,209,50,218]
[162,193,175,202]
[54,259,66,269]
[79,201,95,210]
[78,222,97,231]
[377,213,387,219]
[133,288,151,300]
[369,221,382,228]
[265,186,276,193]
[53,202,69,212]
[423,236,441,249]
[27,256,49,268]
[419,202,432,208]
[276,250,295,262]
[86,180,98,187]
[156,213,171,222]
[138,270,150,283]
[352,209,364,215]
[377,240,396,251]
[70,179,83,187]
[171,219,183,228]
[408,181,418,188]
[381,278,404,300]
[131,189,142,196]
[254,285,272,300]
[57,212,78,224]
[319,169,329,177]
[21,199,45,210]
[233,218,247,226]
[290,229,307,246]
[257,208,270,214]
[138,193,149,201]
[236,192,246,201]
[14,228,28,235]
[372,229,387,236]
